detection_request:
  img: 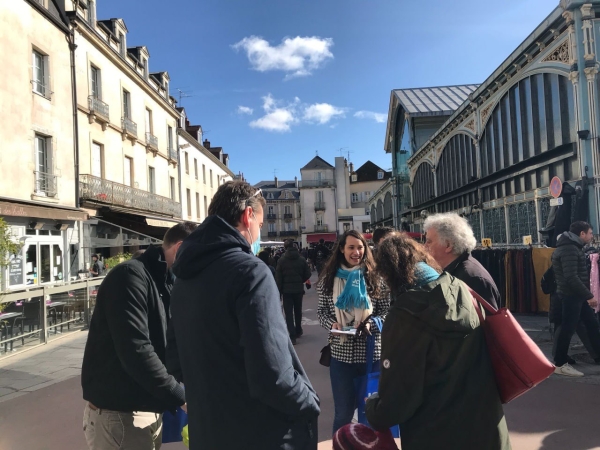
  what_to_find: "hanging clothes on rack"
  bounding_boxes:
[531,248,555,313]
[589,253,600,314]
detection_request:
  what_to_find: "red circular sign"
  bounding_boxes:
[550,176,562,199]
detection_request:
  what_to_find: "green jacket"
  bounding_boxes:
[366,272,511,450]
[275,248,311,295]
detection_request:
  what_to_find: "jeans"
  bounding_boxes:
[554,297,600,366]
[330,357,379,435]
[283,293,304,339]
[83,404,163,450]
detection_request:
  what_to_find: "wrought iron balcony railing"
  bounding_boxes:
[79,174,181,218]
[122,117,137,137]
[280,231,298,236]
[168,146,177,162]
[34,171,58,197]
[284,213,293,219]
[314,201,326,211]
[268,231,278,237]
[315,225,329,232]
[299,179,336,188]
[266,214,277,220]
[145,132,158,151]
[88,96,110,121]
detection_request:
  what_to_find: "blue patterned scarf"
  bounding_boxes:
[334,267,371,310]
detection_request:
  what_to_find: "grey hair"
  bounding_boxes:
[423,213,477,255]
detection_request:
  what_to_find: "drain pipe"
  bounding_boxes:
[68,23,80,208]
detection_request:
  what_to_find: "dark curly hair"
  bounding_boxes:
[375,232,441,294]
[319,230,381,298]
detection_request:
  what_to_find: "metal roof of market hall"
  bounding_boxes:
[392,84,479,117]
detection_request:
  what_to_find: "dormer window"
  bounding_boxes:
[352,174,357,182]
[142,58,148,79]
[118,32,126,57]
[377,171,384,180]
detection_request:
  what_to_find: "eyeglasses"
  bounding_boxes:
[252,188,263,198]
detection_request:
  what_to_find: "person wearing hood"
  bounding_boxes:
[81,222,197,450]
[366,232,511,450]
[552,221,600,377]
[169,181,320,450]
[276,239,312,344]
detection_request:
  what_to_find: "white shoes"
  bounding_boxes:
[554,363,584,377]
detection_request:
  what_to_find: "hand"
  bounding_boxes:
[588,298,598,308]
[181,403,188,413]
[331,322,342,331]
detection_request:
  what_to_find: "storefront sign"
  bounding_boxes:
[8,254,23,286]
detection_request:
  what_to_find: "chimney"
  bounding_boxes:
[350,162,354,173]
[294,176,298,188]
[203,139,210,149]
[274,176,279,188]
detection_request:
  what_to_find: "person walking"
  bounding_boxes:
[81,222,197,450]
[552,221,600,377]
[367,232,511,450]
[88,254,101,277]
[258,250,276,277]
[276,239,312,344]
[424,212,500,309]
[169,181,320,450]
[317,230,390,435]
[315,238,331,275]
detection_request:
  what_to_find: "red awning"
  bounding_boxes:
[306,233,337,243]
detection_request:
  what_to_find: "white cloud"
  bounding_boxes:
[249,94,298,132]
[237,106,254,115]
[354,111,387,123]
[232,36,334,79]
[303,103,346,124]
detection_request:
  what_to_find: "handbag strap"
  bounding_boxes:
[365,316,384,373]
[468,287,498,315]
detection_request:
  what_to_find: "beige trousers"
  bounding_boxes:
[83,403,163,450]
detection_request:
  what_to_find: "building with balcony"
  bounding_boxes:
[400,1,600,245]
[177,109,234,223]
[0,0,87,290]
[66,0,182,259]
[254,178,301,242]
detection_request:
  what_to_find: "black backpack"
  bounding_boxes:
[541,265,556,295]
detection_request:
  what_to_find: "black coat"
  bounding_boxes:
[445,252,501,309]
[366,273,511,450]
[276,248,311,295]
[552,231,593,300]
[170,216,320,450]
[81,245,185,413]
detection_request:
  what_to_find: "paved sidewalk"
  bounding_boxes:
[0,330,87,403]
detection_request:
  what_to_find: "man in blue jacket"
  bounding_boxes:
[170,180,320,450]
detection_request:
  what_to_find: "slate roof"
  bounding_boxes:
[393,85,479,117]
[301,156,334,170]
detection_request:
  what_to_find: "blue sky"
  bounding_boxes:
[99,0,554,183]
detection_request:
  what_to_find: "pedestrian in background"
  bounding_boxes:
[552,221,600,377]
[258,250,276,277]
[276,239,312,344]
[372,227,394,252]
[424,212,500,309]
[88,254,101,277]
[315,238,331,275]
[317,230,390,435]
[170,181,320,450]
[368,232,511,450]
[81,222,197,450]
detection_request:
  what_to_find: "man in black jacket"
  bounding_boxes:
[424,213,500,309]
[276,239,312,344]
[81,222,196,450]
[170,181,320,450]
[552,221,600,377]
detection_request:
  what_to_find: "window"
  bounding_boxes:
[148,166,155,193]
[352,174,357,182]
[377,171,384,180]
[204,196,208,217]
[170,177,176,201]
[344,223,351,232]
[186,189,191,217]
[124,157,133,186]
[268,223,276,233]
[122,89,131,118]
[316,213,324,226]
[167,126,173,151]
[210,169,213,187]
[351,193,359,203]
[87,0,95,25]
[142,58,148,79]
[184,153,189,174]
[316,191,324,202]
[194,159,198,179]
[202,165,206,184]
[365,191,371,200]
[34,134,54,196]
[284,191,289,199]
[90,65,101,99]
[145,108,153,134]
[286,222,293,231]
[32,50,48,97]
[284,205,291,215]
[196,193,200,219]
[268,206,274,215]
[118,32,125,57]
[91,142,103,178]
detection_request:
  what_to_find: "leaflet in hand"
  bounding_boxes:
[331,326,357,336]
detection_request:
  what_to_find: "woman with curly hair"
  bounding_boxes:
[366,232,511,450]
[317,230,390,435]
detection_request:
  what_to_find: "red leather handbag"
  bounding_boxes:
[470,289,555,403]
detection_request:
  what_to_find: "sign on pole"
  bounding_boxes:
[550,176,562,198]
[549,197,564,207]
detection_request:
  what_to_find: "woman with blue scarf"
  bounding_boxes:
[317,230,390,435]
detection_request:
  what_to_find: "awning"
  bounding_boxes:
[0,200,88,222]
[306,233,337,243]
[146,216,182,228]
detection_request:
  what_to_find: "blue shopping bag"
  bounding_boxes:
[355,317,400,438]
[162,407,188,443]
